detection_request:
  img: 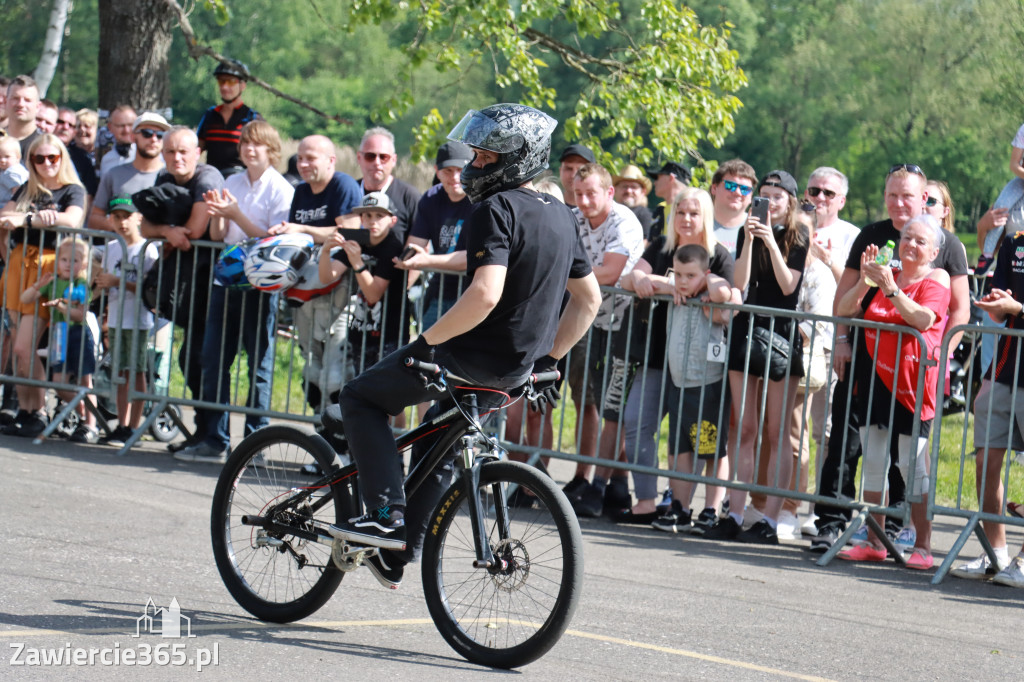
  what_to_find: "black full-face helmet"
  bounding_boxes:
[448,103,557,202]
[213,58,251,81]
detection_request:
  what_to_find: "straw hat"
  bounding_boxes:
[612,164,652,194]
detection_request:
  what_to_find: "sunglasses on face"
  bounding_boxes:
[888,163,925,177]
[722,180,753,196]
[925,197,942,208]
[31,154,61,165]
[807,186,837,199]
[360,152,393,163]
[136,128,165,140]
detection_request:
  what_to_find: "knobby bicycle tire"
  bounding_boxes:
[421,460,584,668]
[210,425,358,623]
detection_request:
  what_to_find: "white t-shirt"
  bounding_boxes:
[221,166,295,244]
[813,218,860,270]
[713,219,743,257]
[104,239,159,329]
[575,201,644,330]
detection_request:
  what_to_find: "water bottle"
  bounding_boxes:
[50,321,68,365]
[864,240,895,288]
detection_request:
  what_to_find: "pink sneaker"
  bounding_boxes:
[838,544,887,562]
[905,549,934,570]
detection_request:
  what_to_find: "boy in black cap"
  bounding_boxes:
[559,143,596,207]
[647,161,691,241]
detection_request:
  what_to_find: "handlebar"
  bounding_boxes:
[404,357,441,375]
[530,370,560,385]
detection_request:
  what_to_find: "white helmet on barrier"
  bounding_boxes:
[243,233,314,291]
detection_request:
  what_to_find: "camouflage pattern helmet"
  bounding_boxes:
[448,103,557,202]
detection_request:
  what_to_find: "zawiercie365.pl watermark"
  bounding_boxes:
[8,597,219,672]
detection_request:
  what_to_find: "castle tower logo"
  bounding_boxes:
[133,597,195,638]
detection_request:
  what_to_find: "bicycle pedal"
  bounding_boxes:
[331,540,374,572]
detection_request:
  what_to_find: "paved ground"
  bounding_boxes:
[1,429,1023,680]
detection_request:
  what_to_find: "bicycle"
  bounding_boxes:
[210,357,583,669]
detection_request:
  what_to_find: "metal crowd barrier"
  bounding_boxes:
[929,322,1024,584]
[0,226,128,442]
[9,236,1021,581]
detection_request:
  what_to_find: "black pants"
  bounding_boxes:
[338,342,515,564]
[814,370,907,533]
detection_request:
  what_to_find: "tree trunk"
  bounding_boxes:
[97,0,174,112]
[33,0,71,98]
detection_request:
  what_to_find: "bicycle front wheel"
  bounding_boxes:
[210,425,358,623]
[421,460,583,668]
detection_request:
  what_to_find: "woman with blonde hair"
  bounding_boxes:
[0,133,86,437]
[617,186,737,530]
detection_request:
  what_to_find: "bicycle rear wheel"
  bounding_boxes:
[421,460,583,668]
[210,425,358,623]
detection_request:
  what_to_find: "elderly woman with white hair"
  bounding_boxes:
[835,213,951,569]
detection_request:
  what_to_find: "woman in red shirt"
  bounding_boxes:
[835,214,950,569]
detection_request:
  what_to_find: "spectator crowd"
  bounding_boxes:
[1,60,1024,588]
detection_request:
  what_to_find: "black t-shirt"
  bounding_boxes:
[290,172,361,227]
[361,177,420,244]
[10,183,86,248]
[990,231,1024,387]
[196,103,262,172]
[410,183,474,301]
[737,225,809,312]
[154,164,224,239]
[333,230,409,349]
[630,205,654,240]
[67,144,98,196]
[638,236,735,369]
[845,218,968,277]
[442,187,592,385]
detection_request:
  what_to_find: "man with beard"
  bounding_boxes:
[87,112,169,232]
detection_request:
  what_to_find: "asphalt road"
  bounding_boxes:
[1,431,1022,680]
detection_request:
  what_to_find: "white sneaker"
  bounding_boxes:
[742,505,764,530]
[950,553,1009,580]
[993,556,1024,588]
[801,514,819,537]
[775,511,801,541]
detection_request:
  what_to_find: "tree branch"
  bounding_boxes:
[161,0,352,125]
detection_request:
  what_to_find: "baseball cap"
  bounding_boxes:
[353,191,394,215]
[133,111,170,132]
[435,141,473,169]
[108,193,139,215]
[759,170,799,198]
[646,161,692,185]
[559,144,595,164]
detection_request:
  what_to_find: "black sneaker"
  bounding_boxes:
[652,505,692,533]
[2,409,30,435]
[603,477,632,516]
[701,516,741,541]
[975,254,995,276]
[100,425,133,447]
[167,435,202,453]
[736,519,780,545]
[809,526,841,554]
[365,550,404,589]
[690,508,718,536]
[571,483,603,518]
[69,424,99,444]
[329,508,407,550]
[10,411,47,438]
[562,475,589,501]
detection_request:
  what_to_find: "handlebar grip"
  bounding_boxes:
[531,369,560,384]
[405,357,441,375]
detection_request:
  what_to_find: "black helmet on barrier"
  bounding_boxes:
[213,58,251,81]
[448,103,557,203]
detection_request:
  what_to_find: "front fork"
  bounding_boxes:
[456,395,510,570]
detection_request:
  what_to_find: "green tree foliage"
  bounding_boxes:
[337,0,747,171]
[695,0,1024,229]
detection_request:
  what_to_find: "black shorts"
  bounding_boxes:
[666,380,728,459]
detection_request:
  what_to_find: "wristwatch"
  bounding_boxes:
[353,264,368,274]
[886,288,900,299]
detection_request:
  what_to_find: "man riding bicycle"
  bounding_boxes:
[325,103,601,588]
